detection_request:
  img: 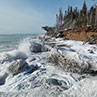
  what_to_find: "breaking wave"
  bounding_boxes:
[0,37,37,64]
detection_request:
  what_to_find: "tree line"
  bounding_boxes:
[56,1,97,31]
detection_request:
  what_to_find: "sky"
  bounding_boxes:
[0,0,96,34]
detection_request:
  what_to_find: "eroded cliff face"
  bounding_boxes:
[62,26,97,44]
[43,26,97,45]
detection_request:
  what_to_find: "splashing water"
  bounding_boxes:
[0,34,39,64]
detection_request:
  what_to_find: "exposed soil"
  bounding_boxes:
[62,26,97,44]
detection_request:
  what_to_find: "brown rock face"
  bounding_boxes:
[62,27,97,44]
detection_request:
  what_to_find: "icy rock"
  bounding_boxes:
[88,49,94,54]
[31,41,48,53]
[42,78,69,91]
[86,35,96,45]
[25,65,39,74]
[0,73,8,85]
[46,50,90,74]
[7,59,29,75]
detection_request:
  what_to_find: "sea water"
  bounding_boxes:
[0,34,37,52]
[0,33,43,66]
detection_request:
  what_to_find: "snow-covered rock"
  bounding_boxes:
[7,59,29,75]
[30,41,49,53]
[47,49,90,74]
[1,36,97,97]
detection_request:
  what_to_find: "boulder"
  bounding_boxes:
[42,78,69,91]
[0,73,8,85]
[86,35,96,45]
[42,26,58,37]
[46,50,91,74]
[31,42,48,53]
[7,59,29,75]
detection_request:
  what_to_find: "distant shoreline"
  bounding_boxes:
[0,33,45,35]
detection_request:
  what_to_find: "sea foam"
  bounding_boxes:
[0,37,34,64]
[0,36,48,64]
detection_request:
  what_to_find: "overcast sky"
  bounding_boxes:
[0,0,96,34]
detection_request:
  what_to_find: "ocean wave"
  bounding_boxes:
[0,37,32,63]
[0,36,48,64]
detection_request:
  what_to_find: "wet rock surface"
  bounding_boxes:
[42,78,69,91]
[31,41,48,53]
[46,50,90,74]
[7,59,29,75]
[0,73,8,85]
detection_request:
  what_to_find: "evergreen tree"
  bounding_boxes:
[89,6,96,26]
[63,11,67,23]
[56,14,60,32]
[55,0,97,30]
[82,0,87,17]
[95,6,97,25]
[73,7,79,19]
[80,0,87,26]
[69,6,73,20]
[58,8,63,25]
[56,14,59,26]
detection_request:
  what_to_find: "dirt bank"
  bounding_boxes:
[62,27,97,44]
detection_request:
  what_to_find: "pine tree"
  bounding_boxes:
[58,8,63,25]
[70,6,73,20]
[80,0,87,26]
[73,7,78,19]
[95,6,97,25]
[63,11,67,24]
[89,6,96,26]
[55,0,97,30]
[82,0,87,17]
[56,14,59,26]
[56,14,60,32]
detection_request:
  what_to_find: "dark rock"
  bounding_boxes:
[25,65,39,74]
[42,26,58,37]
[88,49,95,54]
[57,44,71,48]
[86,35,96,45]
[45,78,69,91]
[89,70,97,76]
[57,31,64,38]
[46,78,59,86]
[31,42,48,53]
[0,73,8,85]
[7,59,29,75]
[78,75,87,81]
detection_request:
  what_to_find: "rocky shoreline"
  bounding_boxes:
[0,35,97,97]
